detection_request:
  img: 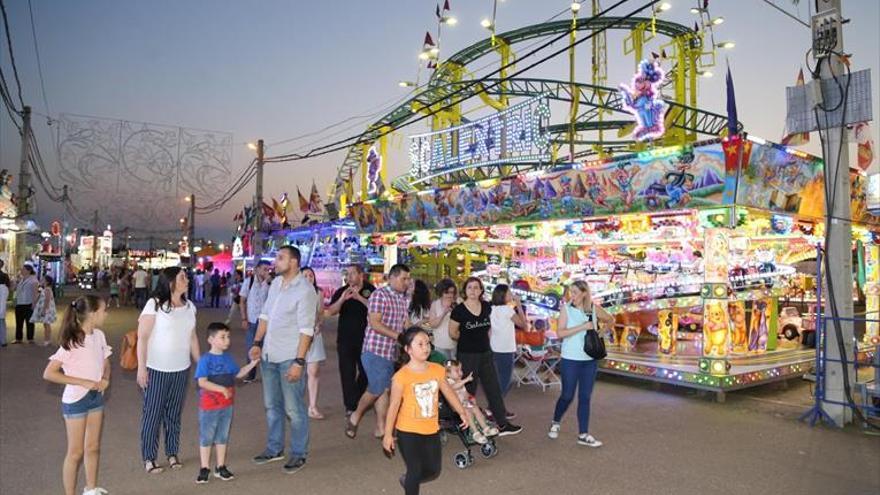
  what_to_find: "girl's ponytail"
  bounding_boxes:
[59,295,103,350]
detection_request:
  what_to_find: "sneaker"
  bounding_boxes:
[196,468,210,484]
[577,433,603,448]
[548,422,561,440]
[485,426,499,436]
[505,411,517,420]
[252,451,284,465]
[83,488,109,495]
[471,430,488,444]
[283,457,306,474]
[497,423,523,437]
[214,465,235,481]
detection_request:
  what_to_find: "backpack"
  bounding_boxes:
[120,330,138,371]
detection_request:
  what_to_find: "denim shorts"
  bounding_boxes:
[361,351,395,395]
[61,390,104,419]
[199,406,233,447]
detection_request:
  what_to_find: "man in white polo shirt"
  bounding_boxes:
[248,246,318,475]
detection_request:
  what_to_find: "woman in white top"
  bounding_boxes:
[424,279,458,359]
[489,284,528,401]
[302,267,327,420]
[136,266,199,474]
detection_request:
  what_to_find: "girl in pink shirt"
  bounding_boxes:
[43,295,111,495]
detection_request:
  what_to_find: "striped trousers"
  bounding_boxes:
[140,368,189,462]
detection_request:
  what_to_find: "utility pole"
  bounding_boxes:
[253,139,265,256]
[187,193,195,265]
[16,106,32,222]
[91,210,99,270]
[813,0,854,426]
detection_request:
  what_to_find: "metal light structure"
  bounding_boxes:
[481,18,493,29]
[716,41,735,49]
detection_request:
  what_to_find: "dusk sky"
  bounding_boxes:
[1,0,877,243]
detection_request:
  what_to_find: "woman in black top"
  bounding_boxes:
[448,277,522,436]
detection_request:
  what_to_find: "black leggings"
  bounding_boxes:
[397,430,441,495]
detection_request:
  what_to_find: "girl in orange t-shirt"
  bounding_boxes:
[383,327,469,495]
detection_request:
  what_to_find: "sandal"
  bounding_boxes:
[167,455,183,470]
[145,460,164,474]
[308,408,325,420]
[344,418,358,439]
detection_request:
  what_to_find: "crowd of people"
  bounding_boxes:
[28,245,612,495]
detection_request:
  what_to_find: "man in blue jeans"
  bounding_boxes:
[248,246,319,475]
[238,260,271,382]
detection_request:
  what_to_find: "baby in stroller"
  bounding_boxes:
[444,360,499,444]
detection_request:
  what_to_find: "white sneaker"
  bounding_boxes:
[577,434,602,448]
[83,488,109,495]
[547,422,560,439]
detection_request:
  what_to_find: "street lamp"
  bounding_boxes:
[711,17,724,25]
[698,70,713,78]
[441,16,457,26]
[690,7,705,14]
[398,81,417,88]
[480,18,493,29]
[657,2,672,11]
[716,41,735,49]
[570,2,581,13]
[418,51,430,60]
[247,142,258,151]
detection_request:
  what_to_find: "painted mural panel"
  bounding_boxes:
[351,144,726,233]
[736,141,825,217]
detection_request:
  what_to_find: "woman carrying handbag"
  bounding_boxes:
[547,280,615,447]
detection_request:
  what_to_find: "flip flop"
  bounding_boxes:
[167,456,183,470]
[345,418,358,439]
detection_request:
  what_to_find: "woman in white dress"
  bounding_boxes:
[31,275,58,346]
[302,267,327,419]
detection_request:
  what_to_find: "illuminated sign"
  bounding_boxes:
[619,60,668,141]
[408,95,551,181]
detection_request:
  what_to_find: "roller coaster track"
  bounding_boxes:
[333,16,735,201]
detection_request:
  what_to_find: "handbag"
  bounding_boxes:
[582,310,607,360]
[120,330,138,371]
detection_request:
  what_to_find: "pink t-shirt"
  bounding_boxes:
[49,329,112,404]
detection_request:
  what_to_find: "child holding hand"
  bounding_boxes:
[194,322,260,484]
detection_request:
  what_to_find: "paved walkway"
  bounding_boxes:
[1,300,878,495]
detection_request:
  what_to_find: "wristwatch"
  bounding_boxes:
[293,357,306,367]
[253,340,264,348]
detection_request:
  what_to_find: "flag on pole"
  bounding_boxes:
[435,4,440,18]
[725,63,738,138]
[297,187,309,213]
[308,182,323,213]
[781,69,810,146]
[424,32,435,47]
[855,122,874,172]
[443,0,450,11]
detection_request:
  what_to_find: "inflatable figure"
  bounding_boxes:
[366,147,385,197]
[619,60,668,141]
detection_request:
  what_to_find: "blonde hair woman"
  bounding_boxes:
[548,280,614,447]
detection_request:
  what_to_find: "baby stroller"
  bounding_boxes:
[438,395,499,469]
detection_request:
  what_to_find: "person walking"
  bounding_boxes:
[345,264,411,440]
[489,284,528,403]
[238,260,272,382]
[133,266,149,309]
[137,267,199,474]
[0,267,9,348]
[548,280,615,447]
[448,277,522,436]
[383,327,469,495]
[209,270,221,309]
[42,295,112,495]
[119,271,131,307]
[31,275,59,346]
[248,246,319,475]
[194,270,205,303]
[223,270,244,325]
[425,279,457,359]
[13,264,39,344]
[325,265,374,416]
[301,267,327,420]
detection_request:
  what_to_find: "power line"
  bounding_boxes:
[26,0,50,118]
[0,0,25,108]
[265,0,657,164]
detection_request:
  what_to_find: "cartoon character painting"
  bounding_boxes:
[585,170,608,207]
[728,301,748,354]
[619,59,668,141]
[657,309,678,355]
[611,163,640,207]
[702,301,731,358]
[366,146,385,197]
[748,300,770,353]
